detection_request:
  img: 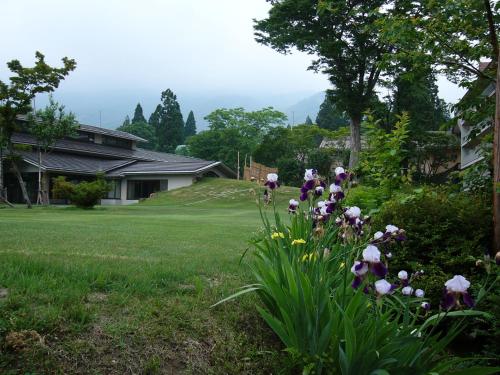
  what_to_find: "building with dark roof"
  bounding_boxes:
[3,119,235,204]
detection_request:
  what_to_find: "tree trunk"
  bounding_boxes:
[8,146,32,208]
[348,116,362,169]
[493,55,500,253]
[36,147,43,205]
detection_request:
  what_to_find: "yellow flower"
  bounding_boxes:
[291,238,306,245]
[271,232,285,239]
[301,252,317,262]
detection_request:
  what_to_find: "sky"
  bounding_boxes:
[0,0,465,127]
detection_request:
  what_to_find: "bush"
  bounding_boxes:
[52,176,110,208]
[374,188,498,358]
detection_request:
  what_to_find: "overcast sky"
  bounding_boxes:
[1,0,464,107]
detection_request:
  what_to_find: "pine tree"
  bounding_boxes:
[305,115,313,125]
[122,115,131,127]
[157,89,184,152]
[184,110,197,138]
[315,94,349,131]
[132,103,147,123]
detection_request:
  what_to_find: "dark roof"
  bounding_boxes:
[11,132,213,163]
[17,150,134,175]
[79,124,147,143]
[16,114,147,143]
[106,160,220,177]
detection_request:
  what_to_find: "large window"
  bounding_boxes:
[127,180,162,200]
[107,180,121,199]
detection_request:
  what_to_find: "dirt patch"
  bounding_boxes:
[86,292,108,303]
[5,330,45,352]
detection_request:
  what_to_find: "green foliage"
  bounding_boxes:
[276,157,303,187]
[156,89,185,153]
[131,103,146,124]
[306,148,332,179]
[360,112,411,194]
[28,96,78,151]
[374,187,497,358]
[315,93,349,131]
[117,120,156,150]
[344,185,386,213]
[187,107,287,172]
[304,115,313,125]
[255,0,391,166]
[0,51,76,141]
[184,110,197,138]
[218,180,498,373]
[52,175,110,209]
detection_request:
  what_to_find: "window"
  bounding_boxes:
[103,136,132,149]
[107,180,121,199]
[127,180,161,200]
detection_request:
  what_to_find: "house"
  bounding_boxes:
[2,118,235,204]
[458,62,495,169]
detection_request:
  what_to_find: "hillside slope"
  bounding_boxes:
[142,177,300,209]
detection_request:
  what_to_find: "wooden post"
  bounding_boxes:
[237,150,240,180]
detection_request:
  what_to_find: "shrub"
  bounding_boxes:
[374,188,497,358]
[52,176,110,208]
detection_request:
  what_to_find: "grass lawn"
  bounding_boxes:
[0,178,299,374]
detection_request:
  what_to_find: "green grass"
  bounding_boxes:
[0,178,299,374]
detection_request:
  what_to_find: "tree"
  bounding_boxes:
[132,103,146,124]
[255,1,390,167]
[379,0,500,256]
[315,94,349,131]
[253,126,293,167]
[0,51,76,208]
[148,104,162,149]
[184,110,197,138]
[305,115,313,125]
[156,89,184,152]
[122,115,131,127]
[117,120,156,150]
[28,96,78,204]
[188,107,287,172]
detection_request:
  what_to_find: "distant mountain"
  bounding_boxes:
[37,89,326,131]
[284,92,325,125]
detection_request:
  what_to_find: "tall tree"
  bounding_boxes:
[131,103,146,123]
[184,110,197,138]
[122,115,131,127]
[315,94,349,131]
[156,89,184,152]
[28,96,78,204]
[0,51,76,208]
[380,0,500,257]
[255,0,390,167]
[305,115,313,125]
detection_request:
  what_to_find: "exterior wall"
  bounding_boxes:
[94,134,103,144]
[101,174,195,205]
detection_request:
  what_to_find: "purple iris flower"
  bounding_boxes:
[288,199,299,214]
[442,275,474,309]
[334,166,348,183]
[362,245,387,278]
[351,261,368,289]
[264,173,279,190]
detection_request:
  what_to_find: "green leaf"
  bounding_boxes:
[210,286,260,308]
